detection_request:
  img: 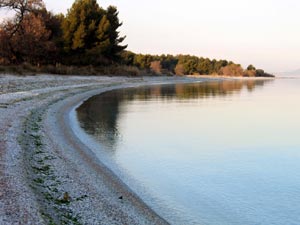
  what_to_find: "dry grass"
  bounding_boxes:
[0,63,145,76]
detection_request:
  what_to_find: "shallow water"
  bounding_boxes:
[76,78,300,225]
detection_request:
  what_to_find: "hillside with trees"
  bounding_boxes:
[0,0,274,77]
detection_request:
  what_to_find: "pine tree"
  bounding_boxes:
[61,0,126,63]
[95,15,111,53]
[72,23,86,50]
[105,6,127,59]
[62,0,103,52]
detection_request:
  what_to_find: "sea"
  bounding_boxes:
[74,76,300,225]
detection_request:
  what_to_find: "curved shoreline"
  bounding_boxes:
[51,78,222,224]
[1,75,271,224]
[47,83,170,224]
[1,75,220,224]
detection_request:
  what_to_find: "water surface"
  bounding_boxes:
[76,78,300,225]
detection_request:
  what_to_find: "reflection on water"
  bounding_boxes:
[76,78,300,225]
[77,80,268,150]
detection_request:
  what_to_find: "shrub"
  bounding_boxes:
[243,69,256,77]
[219,64,244,76]
[256,69,265,77]
[247,64,256,70]
[150,61,162,75]
[175,64,185,75]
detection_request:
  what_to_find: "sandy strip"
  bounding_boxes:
[1,75,220,224]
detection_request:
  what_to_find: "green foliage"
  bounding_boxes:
[62,0,103,52]
[256,69,265,76]
[95,15,111,53]
[255,69,275,77]
[121,51,135,65]
[160,54,178,72]
[121,53,232,76]
[61,0,126,64]
[72,23,86,49]
[247,64,256,71]
[106,6,127,59]
[196,57,210,74]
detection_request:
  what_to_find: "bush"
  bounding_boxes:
[219,64,244,76]
[247,64,256,70]
[175,64,185,75]
[150,61,162,75]
[243,69,256,77]
[256,69,265,77]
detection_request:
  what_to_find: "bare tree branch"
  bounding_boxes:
[0,0,46,63]
[0,0,45,36]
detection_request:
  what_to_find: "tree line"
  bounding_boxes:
[0,0,274,77]
[121,52,273,77]
[0,0,126,65]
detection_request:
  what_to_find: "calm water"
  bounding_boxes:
[76,78,300,225]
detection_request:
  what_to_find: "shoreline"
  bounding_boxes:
[46,82,171,224]
[0,75,262,224]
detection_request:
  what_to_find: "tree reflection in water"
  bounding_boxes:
[76,79,272,150]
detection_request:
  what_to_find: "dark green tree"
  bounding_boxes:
[106,6,127,59]
[93,15,111,53]
[197,57,211,74]
[247,64,256,70]
[62,0,104,52]
[61,0,126,64]
[121,51,135,65]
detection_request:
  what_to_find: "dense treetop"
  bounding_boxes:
[62,0,126,59]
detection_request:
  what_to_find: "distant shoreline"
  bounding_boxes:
[187,74,276,79]
[0,64,275,78]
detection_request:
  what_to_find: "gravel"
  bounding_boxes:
[0,74,210,224]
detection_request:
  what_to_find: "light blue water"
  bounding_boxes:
[76,78,300,225]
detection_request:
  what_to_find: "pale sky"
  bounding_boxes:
[3,0,300,72]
